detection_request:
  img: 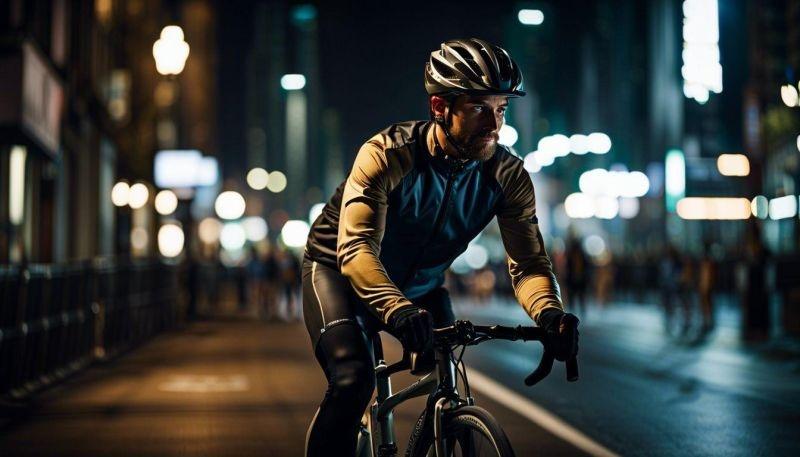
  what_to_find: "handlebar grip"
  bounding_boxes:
[524,351,554,386]
[566,356,579,382]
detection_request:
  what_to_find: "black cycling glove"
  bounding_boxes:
[389,307,434,353]
[539,308,580,362]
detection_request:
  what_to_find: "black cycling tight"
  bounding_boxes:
[305,322,375,456]
[302,257,454,456]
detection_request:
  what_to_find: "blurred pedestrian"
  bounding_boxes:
[739,222,769,341]
[276,247,301,321]
[594,249,614,308]
[698,242,717,335]
[660,245,684,334]
[246,245,267,316]
[262,244,280,320]
[565,233,589,316]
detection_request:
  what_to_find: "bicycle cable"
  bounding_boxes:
[451,344,471,399]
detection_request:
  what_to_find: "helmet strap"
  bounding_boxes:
[433,101,469,159]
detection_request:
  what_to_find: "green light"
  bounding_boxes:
[292,5,316,23]
[665,149,685,212]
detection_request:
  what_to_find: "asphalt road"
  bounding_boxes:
[1,300,797,456]
[458,301,800,457]
[0,317,585,456]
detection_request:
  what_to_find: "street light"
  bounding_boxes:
[153,25,190,76]
[111,181,130,207]
[129,183,150,209]
[518,9,544,25]
[281,74,306,90]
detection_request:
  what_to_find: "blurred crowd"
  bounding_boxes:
[445,231,774,342]
[189,230,775,343]
[188,244,302,322]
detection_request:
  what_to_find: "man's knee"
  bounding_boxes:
[329,357,375,403]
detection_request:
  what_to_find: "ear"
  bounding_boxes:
[430,96,448,120]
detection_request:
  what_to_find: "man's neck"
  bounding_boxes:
[426,122,464,161]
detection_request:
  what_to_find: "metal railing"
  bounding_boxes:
[0,258,182,398]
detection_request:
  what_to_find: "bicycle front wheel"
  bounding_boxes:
[406,405,515,457]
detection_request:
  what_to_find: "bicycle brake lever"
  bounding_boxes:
[524,351,554,386]
[566,356,579,382]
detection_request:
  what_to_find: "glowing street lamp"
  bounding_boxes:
[281,74,306,90]
[153,26,190,76]
[518,9,544,25]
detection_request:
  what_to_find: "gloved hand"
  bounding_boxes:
[389,307,434,353]
[539,308,580,362]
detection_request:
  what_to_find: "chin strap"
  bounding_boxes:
[433,104,469,159]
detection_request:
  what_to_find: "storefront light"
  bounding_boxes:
[9,146,27,225]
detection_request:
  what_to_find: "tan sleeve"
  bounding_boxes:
[496,163,563,325]
[337,134,415,324]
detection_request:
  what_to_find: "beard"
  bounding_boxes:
[448,124,498,162]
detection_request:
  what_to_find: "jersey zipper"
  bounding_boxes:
[398,162,462,289]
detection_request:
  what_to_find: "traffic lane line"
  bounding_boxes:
[468,369,620,457]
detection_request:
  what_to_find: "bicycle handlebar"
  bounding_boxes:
[433,320,579,386]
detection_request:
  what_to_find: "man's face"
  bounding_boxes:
[442,95,509,161]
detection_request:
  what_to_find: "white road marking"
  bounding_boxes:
[468,369,619,457]
[158,375,250,393]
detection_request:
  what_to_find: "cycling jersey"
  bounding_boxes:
[305,120,563,332]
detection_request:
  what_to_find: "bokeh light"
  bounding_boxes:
[111,182,130,207]
[281,220,310,247]
[158,223,184,257]
[155,190,178,215]
[215,191,246,220]
[198,217,222,244]
[128,183,149,209]
[266,171,287,193]
[242,216,268,242]
[498,124,519,147]
[246,167,269,190]
[220,222,246,250]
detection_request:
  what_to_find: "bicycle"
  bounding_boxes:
[356,319,579,457]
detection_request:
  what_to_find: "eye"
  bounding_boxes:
[472,105,485,113]
[498,107,507,115]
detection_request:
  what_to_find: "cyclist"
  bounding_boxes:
[302,38,579,456]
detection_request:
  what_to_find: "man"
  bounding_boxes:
[302,38,579,456]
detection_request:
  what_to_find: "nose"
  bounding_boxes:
[486,111,501,132]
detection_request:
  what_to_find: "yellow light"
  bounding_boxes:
[198,217,222,244]
[781,84,799,107]
[155,190,178,215]
[246,167,269,190]
[153,25,190,76]
[131,227,149,250]
[716,154,750,176]
[9,146,27,225]
[158,224,185,258]
[676,197,751,220]
[128,183,150,209]
[111,181,130,207]
[266,171,287,193]
[215,191,246,220]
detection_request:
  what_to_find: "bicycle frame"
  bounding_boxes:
[361,333,465,457]
[357,320,577,457]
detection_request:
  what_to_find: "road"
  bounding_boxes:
[1,299,798,456]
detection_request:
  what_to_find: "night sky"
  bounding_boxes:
[217,0,523,175]
[316,0,520,156]
[217,0,747,178]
